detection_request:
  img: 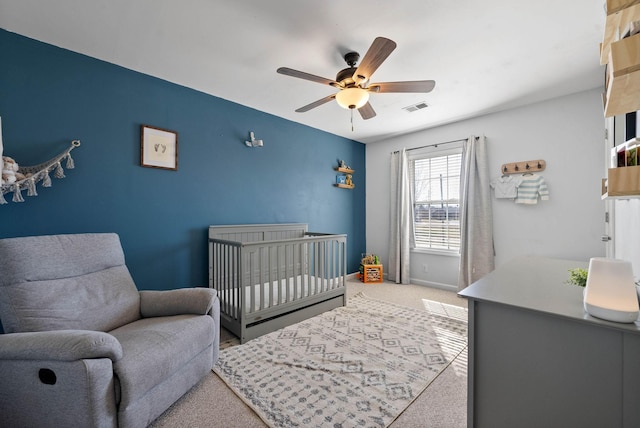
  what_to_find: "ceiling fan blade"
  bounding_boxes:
[277,67,340,87]
[368,80,436,93]
[358,102,376,120]
[353,37,397,84]
[295,94,337,112]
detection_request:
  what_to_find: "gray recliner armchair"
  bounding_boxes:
[0,233,220,428]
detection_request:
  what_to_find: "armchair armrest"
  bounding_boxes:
[0,330,122,362]
[140,287,218,318]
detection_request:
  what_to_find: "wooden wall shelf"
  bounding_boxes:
[334,167,354,174]
[604,32,640,117]
[602,165,640,198]
[601,2,640,65]
[334,183,355,189]
[601,2,640,117]
[607,0,640,15]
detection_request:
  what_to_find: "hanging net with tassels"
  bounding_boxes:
[0,140,81,204]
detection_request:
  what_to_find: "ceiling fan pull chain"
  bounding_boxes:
[351,108,354,132]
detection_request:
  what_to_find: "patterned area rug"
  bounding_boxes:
[213,293,468,428]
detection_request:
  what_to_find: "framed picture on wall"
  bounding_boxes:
[140,125,178,170]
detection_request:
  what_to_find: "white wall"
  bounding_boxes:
[366,88,606,290]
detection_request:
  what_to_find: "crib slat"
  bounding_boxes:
[296,244,300,301]
[287,243,292,303]
[316,241,320,293]
[260,247,266,311]
[269,245,274,307]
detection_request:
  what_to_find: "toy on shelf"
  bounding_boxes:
[345,174,353,186]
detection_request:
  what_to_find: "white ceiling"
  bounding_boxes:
[0,0,606,144]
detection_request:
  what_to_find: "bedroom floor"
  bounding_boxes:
[346,278,467,309]
[156,279,468,428]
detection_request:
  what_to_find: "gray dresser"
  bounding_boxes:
[459,256,640,428]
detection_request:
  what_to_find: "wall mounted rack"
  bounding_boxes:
[334,166,354,189]
[500,159,546,175]
[1,140,80,204]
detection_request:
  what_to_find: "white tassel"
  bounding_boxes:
[26,177,37,197]
[12,185,24,203]
[66,153,75,169]
[54,162,65,179]
[0,191,7,205]
[42,170,52,187]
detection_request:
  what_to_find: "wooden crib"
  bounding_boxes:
[208,224,347,343]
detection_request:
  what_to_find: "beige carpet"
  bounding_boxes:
[150,279,468,428]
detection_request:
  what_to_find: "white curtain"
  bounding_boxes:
[389,148,414,284]
[458,135,494,290]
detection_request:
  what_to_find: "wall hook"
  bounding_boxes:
[245,131,264,148]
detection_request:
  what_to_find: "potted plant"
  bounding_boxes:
[566,268,588,288]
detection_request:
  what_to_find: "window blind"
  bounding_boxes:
[410,152,462,251]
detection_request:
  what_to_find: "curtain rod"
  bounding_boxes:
[392,136,478,154]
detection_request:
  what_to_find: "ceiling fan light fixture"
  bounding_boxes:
[335,87,369,110]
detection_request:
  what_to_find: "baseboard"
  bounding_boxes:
[408,278,458,292]
[347,271,457,293]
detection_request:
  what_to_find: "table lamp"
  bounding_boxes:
[584,257,639,323]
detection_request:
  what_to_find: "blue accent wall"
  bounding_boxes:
[0,29,366,290]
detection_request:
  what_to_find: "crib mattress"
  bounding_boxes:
[218,275,343,314]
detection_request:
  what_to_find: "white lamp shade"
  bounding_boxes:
[584,257,639,323]
[335,87,369,110]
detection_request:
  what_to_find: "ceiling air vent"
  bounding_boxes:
[402,101,429,113]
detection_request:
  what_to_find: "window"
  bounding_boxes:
[409,147,462,252]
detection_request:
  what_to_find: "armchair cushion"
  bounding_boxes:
[0,233,126,286]
[140,287,217,318]
[0,234,140,333]
[109,314,214,410]
[0,330,122,361]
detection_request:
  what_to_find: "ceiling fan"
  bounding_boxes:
[277,37,435,120]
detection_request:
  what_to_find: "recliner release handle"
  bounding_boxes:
[39,368,57,385]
